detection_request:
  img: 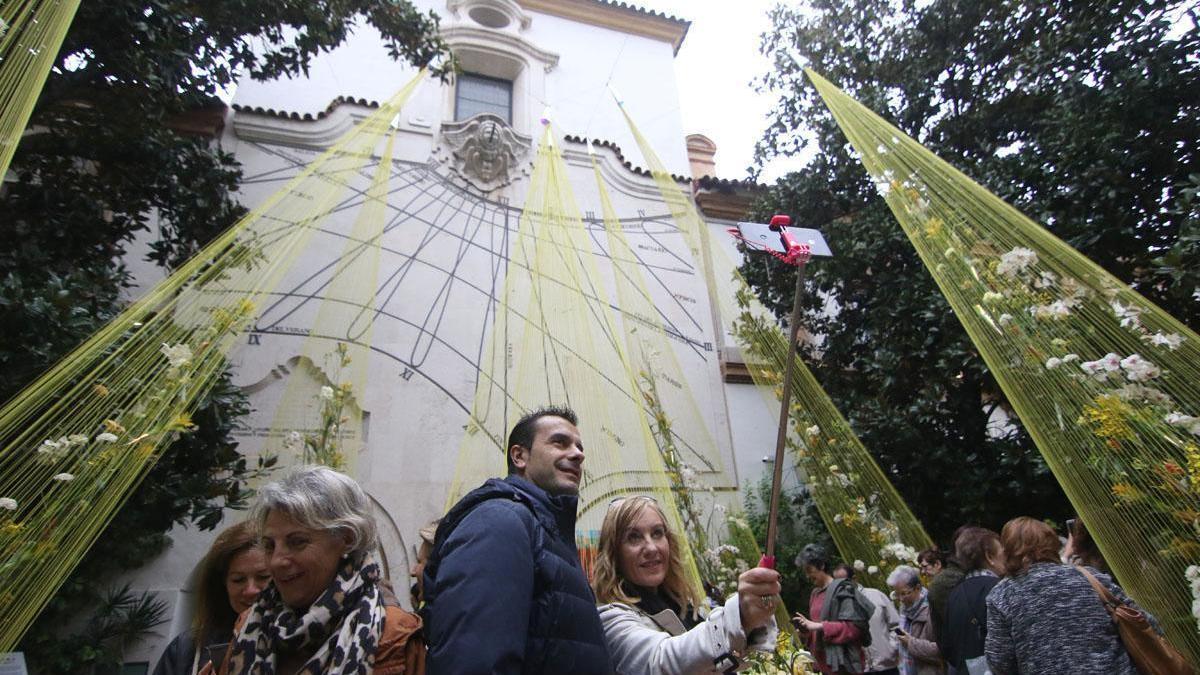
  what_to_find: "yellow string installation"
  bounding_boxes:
[446,122,709,596]
[256,129,399,473]
[614,102,934,589]
[0,70,425,650]
[806,68,1200,659]
[0,0,81,179]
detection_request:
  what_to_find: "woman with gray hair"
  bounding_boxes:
[886,565,943,675]
[216,465,422,674]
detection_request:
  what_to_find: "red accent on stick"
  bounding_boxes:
[768,214,792,230]
[758,554,776,570]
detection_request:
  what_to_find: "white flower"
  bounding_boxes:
[1148,332,1184,350]
[868,565,880,575]
[1119,354,1161,382]
[1032,300,1072,320]
[806,425,820,437]
[1034,271,1058,289]
[982,291,1004,304]
[998,313,1014,326]
[283,430,304,451]
[0,19,8,40]
[1110,301,1142,329]
[0,497,16,510]
[52,473,75,482]
[160,343,193,369]
[853,560,866,571]
[997,247,1038,277]
[834,513,844,523]
[1061,354,1080,364]
[319,385,335,401]
[38,438,69,459]
[1114,384,1171,406]
[96,432,118,443]
[67,434,88,445]
[1080,353,1122,380]
[1045,357,1062,369]
[828,464,839,472]
[1165,413,1200,436]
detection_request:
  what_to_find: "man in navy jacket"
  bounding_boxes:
[423,406,612,674]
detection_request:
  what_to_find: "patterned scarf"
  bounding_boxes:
[227,553,387,675]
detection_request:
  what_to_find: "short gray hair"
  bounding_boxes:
[250,465,378,555]
[887,565,921,590]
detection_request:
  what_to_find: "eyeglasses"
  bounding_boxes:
[607,495,658,510]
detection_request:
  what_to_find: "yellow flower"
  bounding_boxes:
[1,522,23,536]
[1111,483,1139,501]
[924,217,943,238]
[93,383,110,397]
[1081,395,1134,442]
[1186,443,1200,495]
[168,413,197,432]
[103,419,126,435]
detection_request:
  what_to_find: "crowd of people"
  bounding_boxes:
[152,406,1172,675]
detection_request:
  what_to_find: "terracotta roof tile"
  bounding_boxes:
[230,95,380,121]
[563,134,690,184]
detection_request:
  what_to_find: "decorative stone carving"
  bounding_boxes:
[437,113,532,192]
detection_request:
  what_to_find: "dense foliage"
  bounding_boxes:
[0,1,447,669]
[747,0,1199,545]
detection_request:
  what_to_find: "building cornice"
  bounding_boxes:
[517,0,690,54]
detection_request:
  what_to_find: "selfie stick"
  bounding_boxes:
[731,214,812,570]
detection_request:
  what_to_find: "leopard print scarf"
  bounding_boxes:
[227,553,387,674]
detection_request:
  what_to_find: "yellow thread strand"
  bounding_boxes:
[807,67,1200,660]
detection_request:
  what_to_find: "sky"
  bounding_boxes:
[631,0,811,183]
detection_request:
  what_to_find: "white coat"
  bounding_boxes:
[598,594,778,675]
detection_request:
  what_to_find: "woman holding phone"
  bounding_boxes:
[886,565,943,675]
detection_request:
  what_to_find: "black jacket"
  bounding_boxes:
[422,475,612,675]
[941,572,999,669]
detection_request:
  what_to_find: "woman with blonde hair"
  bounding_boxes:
[593,495,780,674]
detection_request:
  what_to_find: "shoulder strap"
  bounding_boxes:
[1076,566,1120,614]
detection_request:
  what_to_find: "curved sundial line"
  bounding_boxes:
[246,140,692,237]
[605,223,706,337]
[405,181,491,369]
[229,149,722,469]
[423,196,508,376]
[469,200,513,438]
[639,224,695,273]
[247,207,714,356]
[256,169,452,330]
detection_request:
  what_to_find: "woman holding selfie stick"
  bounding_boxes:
[886,565,943,675]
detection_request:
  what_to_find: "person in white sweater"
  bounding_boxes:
[593,496,780,674]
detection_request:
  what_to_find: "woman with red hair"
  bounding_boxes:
[984,516,1160,674]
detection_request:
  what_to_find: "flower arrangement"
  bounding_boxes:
[882,169,1200,645]
[284,342,357,470]
[728,285,929,591]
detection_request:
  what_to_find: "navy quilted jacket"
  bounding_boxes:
[423,475,612,674]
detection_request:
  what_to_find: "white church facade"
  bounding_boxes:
[120,1,786,669]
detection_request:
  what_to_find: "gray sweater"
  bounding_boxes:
[984,562,1157,675]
